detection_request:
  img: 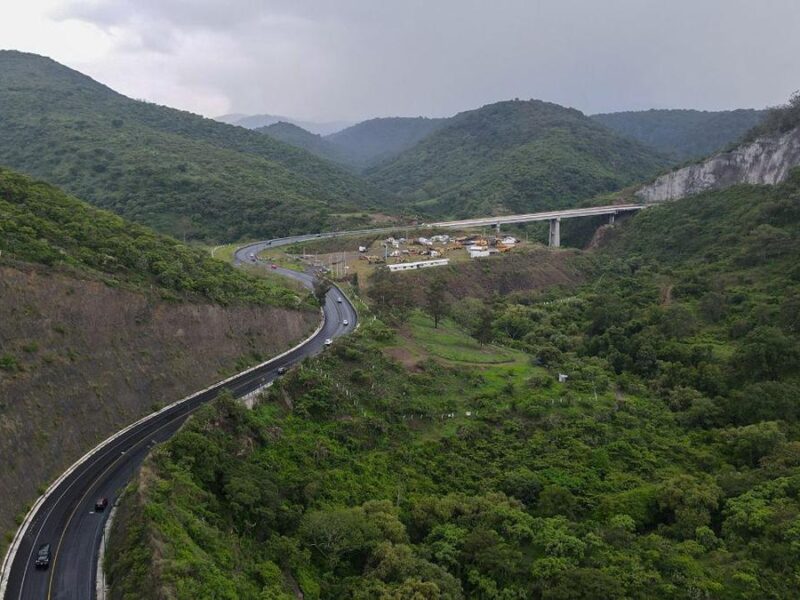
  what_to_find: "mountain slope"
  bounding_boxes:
[0,166,317,540]
[257,121,351,167]
[592,108,766,161]
[367,100,671,217]
[0,51,386,242]
[325,116,448,170]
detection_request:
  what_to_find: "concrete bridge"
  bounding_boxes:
[429,204,646,247]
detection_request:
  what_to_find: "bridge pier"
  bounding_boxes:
[609,213,616,225]
[548,218,561,247]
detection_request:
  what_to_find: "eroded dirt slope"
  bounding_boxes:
[0,263,316,537]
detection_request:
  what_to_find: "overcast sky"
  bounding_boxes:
[2,0,798,121]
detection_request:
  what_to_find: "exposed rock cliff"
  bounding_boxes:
[636,127,800,202]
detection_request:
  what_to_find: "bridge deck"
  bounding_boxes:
[430,204,645,228]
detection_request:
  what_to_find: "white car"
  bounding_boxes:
[342,319,349,326]
[337,297,343,303]
[324,338,333,346]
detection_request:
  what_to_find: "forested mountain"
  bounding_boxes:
[109,171,800,598]
[0,166,317,540]
[325,116,448,170]
[257,121,351,167]
[741,91,800,142]
[0,51,387,242]
[592,108,767,161]
[636,94,800,203]
[366,100,671,217]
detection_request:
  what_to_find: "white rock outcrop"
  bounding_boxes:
[636,127,800,203]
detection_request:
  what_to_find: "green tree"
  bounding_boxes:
[313,278,332,307]
[424,278,449,328]
[733,326,799,381]
[471,304,494,347]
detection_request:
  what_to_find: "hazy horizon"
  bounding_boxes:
[2,1,798,122]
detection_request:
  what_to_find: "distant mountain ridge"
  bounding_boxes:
[257,121,352,167]
[216,113,353,135]
[325,117,448,170]
[254,116,449,172]
[592,108,766,161]
[0,50,387,242]
[365,99,671,217]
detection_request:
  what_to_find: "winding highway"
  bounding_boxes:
[1,240,357,600]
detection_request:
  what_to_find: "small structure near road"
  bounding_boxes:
[387,258,450,272]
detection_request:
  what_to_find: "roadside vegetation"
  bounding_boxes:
[109,171,800,598]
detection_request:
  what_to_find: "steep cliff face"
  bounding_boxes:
[635,127,800,202]
[0,263,316,538]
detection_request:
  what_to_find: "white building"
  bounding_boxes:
[387,259,449,272]
[468,249,491,258]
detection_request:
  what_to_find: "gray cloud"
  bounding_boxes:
[53,0,800,120]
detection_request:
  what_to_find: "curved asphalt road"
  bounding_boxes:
[3,239,356,600]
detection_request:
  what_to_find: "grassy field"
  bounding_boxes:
[207,242,242,263]
[406,312,522,365]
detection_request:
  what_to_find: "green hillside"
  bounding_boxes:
[367,100,671,217]
[326,116,448,170]
[257,121,351,167]
[0,167,306,308]
[0,51,387,242]
[592,108,767,161]
[108,171,800,598]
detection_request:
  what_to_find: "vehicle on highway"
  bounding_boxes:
[343,319,349,326]
[271,264,278,269]
[337,297,343,303]
[95,497,109,511]
[324,338,333,346]
[34,544,51,569]
[277,366,288,375]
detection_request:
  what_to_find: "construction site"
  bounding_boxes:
[257,229,532,282]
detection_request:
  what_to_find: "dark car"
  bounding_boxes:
[277,366,288,375]
[95,497,109,511]
[34,544,51,569]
